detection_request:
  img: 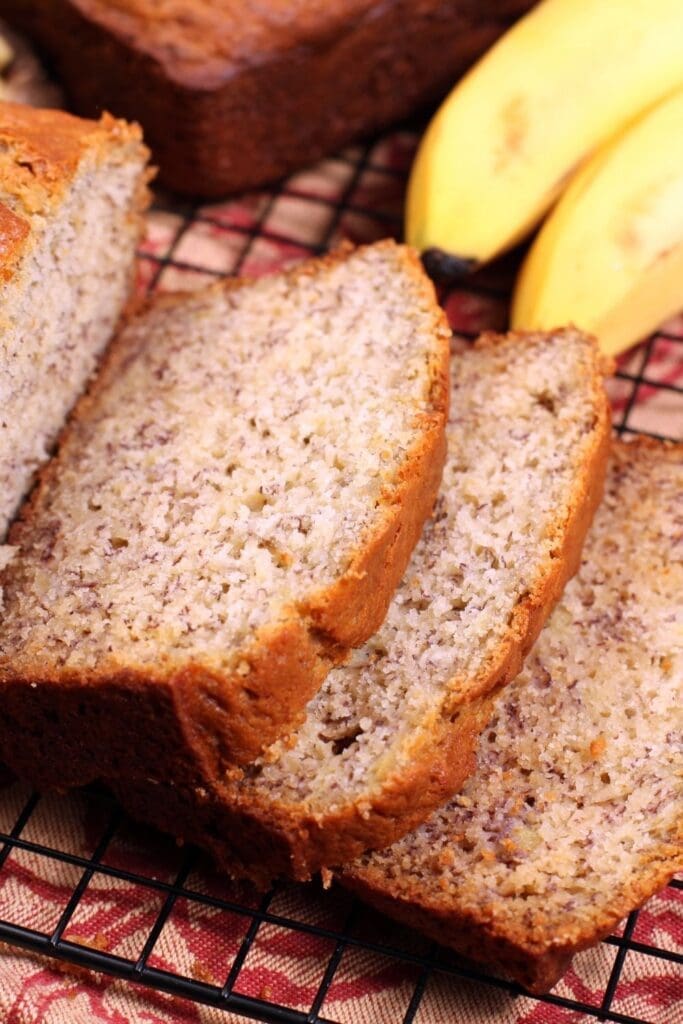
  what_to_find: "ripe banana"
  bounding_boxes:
[406,0,683,271]
[511,88,683,356]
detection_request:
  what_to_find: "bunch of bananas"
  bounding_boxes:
[406,0,683,356]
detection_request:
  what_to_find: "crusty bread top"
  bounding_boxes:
[63,1,389,85]
[0,240,449,690]
[345,440,682,986]
[4,0,535,90]
[0,101,149,279]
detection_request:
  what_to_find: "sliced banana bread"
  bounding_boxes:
[343,440,683,993]
[109,328,612,884]
[0,240,450,781]
[0,101,150,547]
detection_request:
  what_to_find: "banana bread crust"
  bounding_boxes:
[343,852,680,993]
[1,0,534,196]
[0,101,150,284]
[108,694,497,888]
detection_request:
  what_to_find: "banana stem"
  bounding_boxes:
[421,248,478,283]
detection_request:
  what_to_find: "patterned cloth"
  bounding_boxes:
[0,131,681,1024]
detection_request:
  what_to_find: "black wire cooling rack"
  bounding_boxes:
[0,782,681,1024]
[0,127,681,1024]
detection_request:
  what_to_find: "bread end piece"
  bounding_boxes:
[0,100,151,540]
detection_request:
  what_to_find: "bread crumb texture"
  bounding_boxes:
[0,241,445,674]
[348,441,682,953]
[0,102,149,540]
[236,330,608,814]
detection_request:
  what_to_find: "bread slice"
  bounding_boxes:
[0,240,450,781]
[106,328,611,885]
[0,101,150,546]
[342,440,683,993]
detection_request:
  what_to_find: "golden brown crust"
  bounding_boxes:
[104,692,495,889]
[86,333,613,886]
[2,0,534,196]
[0,102,137,184]
[342,846,682,993]
[0,201,29,281]
[339,870,576,992]
[0,101,152,282]
[0,102,149,204]
[0,241,450,778]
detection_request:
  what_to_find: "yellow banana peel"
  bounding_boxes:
[512,88,683,357]
[406,0,683,270]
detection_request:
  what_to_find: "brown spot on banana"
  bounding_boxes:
[494,95,529,172]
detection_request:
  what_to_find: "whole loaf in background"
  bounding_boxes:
[0,0,534,197]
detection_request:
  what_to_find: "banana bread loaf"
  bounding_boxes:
[0,240,449,782]
[0,100,149,550]
[343,440,683,993]
[0,0,534,196]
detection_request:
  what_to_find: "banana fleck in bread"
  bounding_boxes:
[343,440,683,993]
[0,101,150,549]
[0,240,450,782]
[109,329,611,885]
[1,0,534,197]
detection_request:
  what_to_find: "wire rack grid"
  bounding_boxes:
[0,126,681,1024]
